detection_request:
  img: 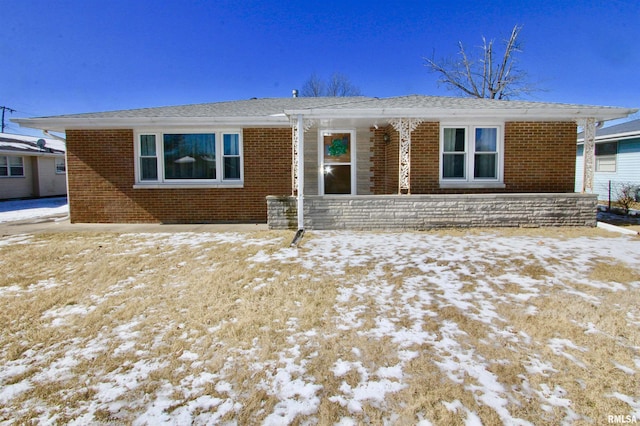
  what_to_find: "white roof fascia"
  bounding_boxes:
[284,107,637,122]
[577,130,640,143]
[12,116,292,132]
[14,105,637,132]
[0,148,63,157]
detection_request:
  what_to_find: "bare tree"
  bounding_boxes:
[300,73,325,97]
[425,25,536,99]
[326,73,362,96]
[300,73,362,97]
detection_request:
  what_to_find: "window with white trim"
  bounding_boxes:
[595,141,617,173]
[55,158,66,174]
[0,156,24,177]
[135,131,243,185]
[440,125,503,186]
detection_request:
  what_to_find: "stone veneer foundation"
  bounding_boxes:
[267,193,598,230]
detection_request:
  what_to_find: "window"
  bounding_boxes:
[135,131,242,185]
[0,156,24,177]
[164,133,216,180]
[55,158,66,174]
[319,130,355,195]
[440,125,503,186]
[139,134,158,181]
[223,133,241,180]
[595,141,617,173]
[442,128,466,178]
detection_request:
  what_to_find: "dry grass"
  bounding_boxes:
[0,228,638,424]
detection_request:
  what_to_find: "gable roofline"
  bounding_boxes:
[13,95,637,133]
[0,132,65,155]
[577,118,640,143]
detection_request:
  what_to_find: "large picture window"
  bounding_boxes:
[440,125,503,187]
[164,133,216,180]
[0,156,24,177]
[135,131,242,185]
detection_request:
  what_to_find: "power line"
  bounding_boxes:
[0,106,16,133]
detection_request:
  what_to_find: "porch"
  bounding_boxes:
[267,193,598,230]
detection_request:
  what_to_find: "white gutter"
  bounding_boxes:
[13,116,293,132]
[577,130,640,143]
[43,130,67,143]
[14,106,637,133]
[283,107,637,122]
[0,149,63,157]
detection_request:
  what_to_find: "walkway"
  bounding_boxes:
[0,214,268,236]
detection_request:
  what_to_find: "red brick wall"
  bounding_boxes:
[503,121,577,192]
[370,121,577,194]
[369,127,390,194]
[66,128,291,223]
[67,122,576,222]
[406,122,440,193]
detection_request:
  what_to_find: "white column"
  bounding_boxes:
[296,114,305,229]
[389,118,424,194]
[582,117,596,193]
[291,124,299,196]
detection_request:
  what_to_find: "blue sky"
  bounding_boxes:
[3,0,639,135]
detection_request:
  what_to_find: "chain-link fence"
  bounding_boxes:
[598,180,640,212]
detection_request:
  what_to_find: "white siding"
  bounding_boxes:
[0,156,34,199]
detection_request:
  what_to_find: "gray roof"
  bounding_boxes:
[40,97,371,119]
[41,95,634,119]
[12,95,638,132]
[577,118,640,140]
[0,133,65,154]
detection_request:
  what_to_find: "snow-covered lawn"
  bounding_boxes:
[0,228,638,424]
[0,197,68,223]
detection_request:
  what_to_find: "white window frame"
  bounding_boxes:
[0,155,25,177]
[55,157,66,174]
[439,123,505,189]
[595,141,617,173]
[133,129,244,188]
[318,129,357,195]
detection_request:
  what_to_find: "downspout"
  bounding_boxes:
[43,130,70,220]
[290,114,305,246]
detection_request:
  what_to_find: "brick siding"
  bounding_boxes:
[503,122,577,192]
[66,121,577,223]
[371,121,577,194]
[66,128,291,223]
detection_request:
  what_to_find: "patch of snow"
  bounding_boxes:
[547,338,588,369]
[0,197,68,223]
[607,392,640,417]
[612,361,636,375]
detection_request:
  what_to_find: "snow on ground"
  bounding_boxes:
[0,226,640,425]
[0,202,639,423]
[0,197,68,223]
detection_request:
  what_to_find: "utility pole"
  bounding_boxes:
[1,106,16,133]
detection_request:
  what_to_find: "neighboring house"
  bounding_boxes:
[576,118,640,202]
[13,95,636,229]
[0,133,67,200]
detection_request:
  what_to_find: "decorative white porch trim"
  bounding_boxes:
[389,118,424,194]
[581,117,596,193]
[290,117,315,195]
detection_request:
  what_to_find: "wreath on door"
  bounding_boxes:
[328,138,348,157]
